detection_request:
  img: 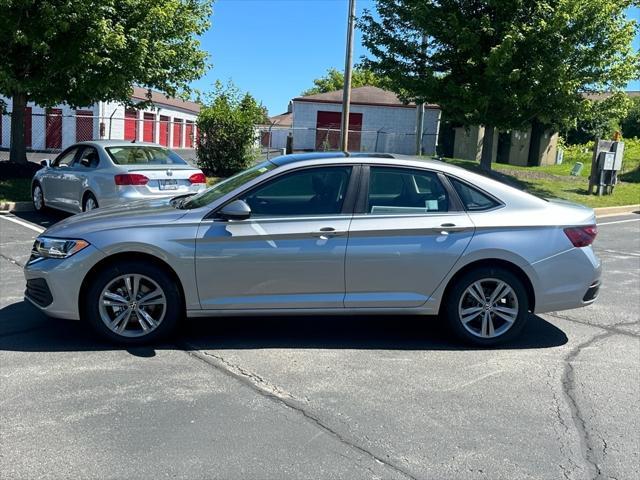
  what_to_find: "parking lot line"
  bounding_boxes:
[0,215,45,234]
[598,218,640,226]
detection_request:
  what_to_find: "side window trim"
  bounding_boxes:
[208,164,360,220]
[356,164,457,215]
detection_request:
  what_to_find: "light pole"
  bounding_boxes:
[340,0,356,152]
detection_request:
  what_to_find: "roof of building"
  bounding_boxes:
[131,86,201,114]
[292,86,439,109]
[581,90,639,101]
[268,111,293,127]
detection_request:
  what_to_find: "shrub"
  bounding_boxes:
[196,82,267,177]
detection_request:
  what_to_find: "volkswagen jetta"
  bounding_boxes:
[24,153,601,345]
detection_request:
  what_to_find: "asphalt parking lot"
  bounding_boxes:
[0,210,638,480]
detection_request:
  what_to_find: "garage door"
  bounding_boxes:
[159,115,170,146]
[76,110,94,142]
[315,111,362,151]
[173,118,183,148]
[46,108,62,149]
[124,108,138,141]
[143,113,155,143]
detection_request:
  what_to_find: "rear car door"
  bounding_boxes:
[345,165,475,308]
[195,165,358,310]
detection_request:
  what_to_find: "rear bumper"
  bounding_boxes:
[99,184,205,207]
[531,246,601,313]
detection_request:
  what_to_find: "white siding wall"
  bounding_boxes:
[292,101,440,155]
[0,95,198,151]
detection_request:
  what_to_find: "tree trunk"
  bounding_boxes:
[9,93,28,164]
[480,124,495,171]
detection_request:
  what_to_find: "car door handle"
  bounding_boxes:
[438,223,469,234]
[312,227,344,239]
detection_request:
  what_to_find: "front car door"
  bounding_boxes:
[345,165,475,308]
[42,147,79,209]
[195,164,358,310]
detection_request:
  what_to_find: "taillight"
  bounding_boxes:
[114,173,149,186]
[189,172,207,184]
[564,225,598,247]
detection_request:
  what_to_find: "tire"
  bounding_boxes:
[32,182,46,212]
[83,260,183,345]
[445,267,528,346]
[83,193,98,212]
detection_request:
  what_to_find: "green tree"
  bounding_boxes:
[621,96,640,139]
[360,0,639,170]
[566,93,632,144]
[196,81,265,176]
[0,0,212,164]
[301,67,385,96]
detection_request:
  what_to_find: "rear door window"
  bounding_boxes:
[367,167,449,214]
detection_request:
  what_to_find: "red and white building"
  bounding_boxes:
[0,87,200,153]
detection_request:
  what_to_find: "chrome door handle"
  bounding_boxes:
[438,223,469,234]
[312,227,344,239]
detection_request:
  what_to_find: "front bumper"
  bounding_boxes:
[24,244,105,320]
[531,246,602,314]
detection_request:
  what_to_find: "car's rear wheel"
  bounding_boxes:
[445,267,528,346]
[83,193,98,212]
[83,261,182,345]
[32,183,46,212]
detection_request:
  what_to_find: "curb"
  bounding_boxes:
[0,201,34,213]
[594,204,640,218]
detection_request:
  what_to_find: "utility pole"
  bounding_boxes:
[340,0,356,152]
[415,34,428,156]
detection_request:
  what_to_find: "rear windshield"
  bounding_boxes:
[106,146,188,166]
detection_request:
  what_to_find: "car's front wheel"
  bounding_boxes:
[83,261,183,345]
[445,267,528,346]
[32,182,46,212]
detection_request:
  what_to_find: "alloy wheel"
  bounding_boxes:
[457,278,519,339]
[33,185,43,210]
[84,197,97,211]
[98,274,167,338]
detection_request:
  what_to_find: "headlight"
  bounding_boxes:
[31,237,90,260]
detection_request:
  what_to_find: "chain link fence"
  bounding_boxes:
[0,111,198,163]
[257,125,440,157]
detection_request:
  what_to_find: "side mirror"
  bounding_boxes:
[217,199,251,221]
[40,159,51,168]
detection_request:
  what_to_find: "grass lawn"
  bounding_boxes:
[0,178,32,202]
[439,139,640,208]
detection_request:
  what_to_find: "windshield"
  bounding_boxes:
[181,161,277,209]
[106,146,188,166]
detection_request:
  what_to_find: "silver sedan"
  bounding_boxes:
[24,152,601,346]
[31,140,207,213]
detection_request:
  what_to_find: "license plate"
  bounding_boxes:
[159,179,178,190]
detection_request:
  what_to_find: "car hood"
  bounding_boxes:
[42,198,189,238]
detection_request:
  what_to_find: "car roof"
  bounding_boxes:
[75,140,166,148]
[269,151,395,166]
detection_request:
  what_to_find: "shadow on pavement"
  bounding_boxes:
[11,209,71,229]
[0,300,568,353]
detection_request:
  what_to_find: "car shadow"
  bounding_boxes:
[11,209,71,229]
[0,300,568,353]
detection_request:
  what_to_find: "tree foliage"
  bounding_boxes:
[566,93,632,144]
[360,0,639,169]
[0,0,212,163]
[196,81,265,177]
[621,96,640,139]
[301,67,385,96]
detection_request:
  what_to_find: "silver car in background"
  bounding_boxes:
[24,152,601,346]
[31,140,207,213]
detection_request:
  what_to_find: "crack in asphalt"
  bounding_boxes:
[545,312,639,339]
[0,251,25,268]
[179,342,418,480]
[561,330,614,480]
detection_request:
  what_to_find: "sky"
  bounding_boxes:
[191,1,640,116]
